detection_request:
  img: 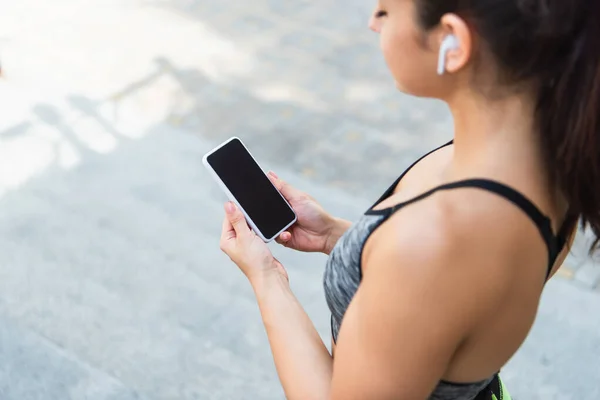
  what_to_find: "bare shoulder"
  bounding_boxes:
[362,185,549,311]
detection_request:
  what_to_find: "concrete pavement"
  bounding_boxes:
[0,0,598,398]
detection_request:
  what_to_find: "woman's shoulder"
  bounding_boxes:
[362,184,549,299]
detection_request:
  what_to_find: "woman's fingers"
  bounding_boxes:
[275,231,292,247]
[225,202,250,237]
[268,171,300,200]
[280,231,292,241]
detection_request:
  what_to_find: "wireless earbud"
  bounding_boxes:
[437,35,459,75]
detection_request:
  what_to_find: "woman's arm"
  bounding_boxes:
[327,194,527,399]
[251,232,480,399]
[219,201,335,399]
[252,272,333,400]
[251,193,521,400]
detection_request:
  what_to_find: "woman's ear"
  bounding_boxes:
[438,13,473,74]
[437,35,459,75]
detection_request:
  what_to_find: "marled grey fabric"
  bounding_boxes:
[324,213,385,341]
[323,212,493,400]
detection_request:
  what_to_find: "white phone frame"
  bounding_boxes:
[202,136,297,243]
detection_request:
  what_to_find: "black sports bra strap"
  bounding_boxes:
[370,140,454,209]
[440,179,560,279]
[386,178,561,280]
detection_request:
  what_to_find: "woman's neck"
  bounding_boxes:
[446,89,542,180]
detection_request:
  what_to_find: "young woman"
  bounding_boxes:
[218,0,599,398]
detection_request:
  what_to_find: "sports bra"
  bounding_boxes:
[323,140,568,400]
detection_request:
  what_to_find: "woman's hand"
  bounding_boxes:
[267,171,350,255]
[220,201,288,284]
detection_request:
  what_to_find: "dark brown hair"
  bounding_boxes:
[417,0,600,251]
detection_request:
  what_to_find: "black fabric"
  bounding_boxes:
[368,140,569,274]
[473,374,502,400]
[369,140,454,210]
[431,179,561,280]
[368,178,562,279]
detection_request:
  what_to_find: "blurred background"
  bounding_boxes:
[0,0,598,399]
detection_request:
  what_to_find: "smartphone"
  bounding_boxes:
[203,137,297,242]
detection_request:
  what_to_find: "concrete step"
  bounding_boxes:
[0,315,144,400]
[0,126,351,399]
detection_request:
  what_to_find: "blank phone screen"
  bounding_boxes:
[206,138,296,239]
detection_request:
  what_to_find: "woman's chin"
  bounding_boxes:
[393,80,410,94]
[392,80,435,99]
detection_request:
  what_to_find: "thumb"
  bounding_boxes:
[225,202,250,236]
[267,171,298,199]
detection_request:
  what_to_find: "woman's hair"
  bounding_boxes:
[416,0,600,252]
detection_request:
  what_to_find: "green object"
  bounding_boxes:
[486,375,511,400]
[490,376,512,400]
[499,377,512,400]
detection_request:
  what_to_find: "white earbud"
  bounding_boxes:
[437,35,459,75]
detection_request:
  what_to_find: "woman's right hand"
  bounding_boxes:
[267,171,350,255]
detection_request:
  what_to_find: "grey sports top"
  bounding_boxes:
[323,140,567,400]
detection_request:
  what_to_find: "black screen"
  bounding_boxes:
[207,138,296,239]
